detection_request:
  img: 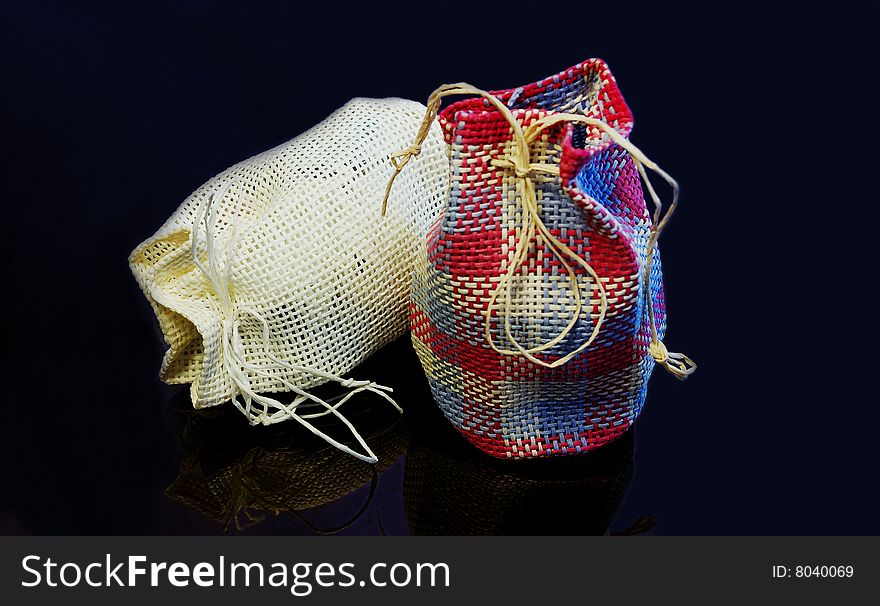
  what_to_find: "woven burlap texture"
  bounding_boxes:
[385,60,694,459]
[130,98,448,452]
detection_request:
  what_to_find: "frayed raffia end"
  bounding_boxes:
[648,340,697,381]
[192,183,401,465]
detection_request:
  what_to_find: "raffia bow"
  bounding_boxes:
[191,183,402,464]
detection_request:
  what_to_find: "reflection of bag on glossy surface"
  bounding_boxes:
[167,391,409,532]
[130,98,447,462]
[403,403,633,535]
[384,59,695,459]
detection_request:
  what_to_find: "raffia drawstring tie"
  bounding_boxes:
[192,183,401,464]
[382,83,695,379]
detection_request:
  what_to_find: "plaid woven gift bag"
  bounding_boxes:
[383,59,695,459]
[130,98,447,462]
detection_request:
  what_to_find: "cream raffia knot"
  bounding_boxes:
[381,144,423,215]
[381,83,695,378]
[648,340,696,381]
[391,143,422,167]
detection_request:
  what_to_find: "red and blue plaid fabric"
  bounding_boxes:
[406,59,689,458]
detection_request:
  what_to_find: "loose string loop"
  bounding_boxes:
[191,184,401,464]
[383,84,694,378]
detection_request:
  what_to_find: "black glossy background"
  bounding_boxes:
[2,2,873,534]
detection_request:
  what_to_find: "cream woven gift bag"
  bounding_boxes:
[130,98,447,462]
